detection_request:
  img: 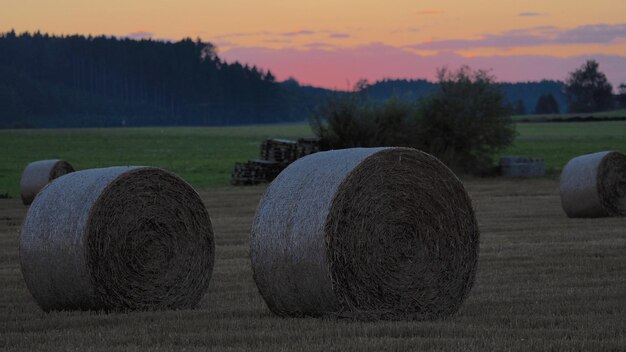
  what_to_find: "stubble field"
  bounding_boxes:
[1,178,625,351]
[0,121,625,351]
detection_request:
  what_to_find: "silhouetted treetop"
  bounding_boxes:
[0,30,309,127]
[564,60,613,113]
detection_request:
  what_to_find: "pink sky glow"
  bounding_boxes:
[220,44,626,89]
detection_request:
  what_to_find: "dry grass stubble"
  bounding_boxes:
[0,178,624,351]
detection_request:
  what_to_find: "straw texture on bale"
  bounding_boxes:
[20,166,214,312]
[250,147,479,320]
[20,159,74,205]
[560,151,626,218]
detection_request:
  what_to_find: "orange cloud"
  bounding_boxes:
[416,9,444,16]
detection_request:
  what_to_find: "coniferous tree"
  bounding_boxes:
[514,99,526,115]
[534,93,560,114]
[0,30,305,127]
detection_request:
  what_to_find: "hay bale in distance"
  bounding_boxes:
[560,151,626,218]
[250,147,480,320]
[500,156,545,178]
[20,159,75,205]
[20,166,214,312]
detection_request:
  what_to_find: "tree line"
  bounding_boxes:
[311,67,515,175]
[311,61,626,175]
[0,30,624,129]
[361,60,626,116]
[0,31,326,128]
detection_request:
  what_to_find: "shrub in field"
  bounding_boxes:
[310,94,417,149]
[416,67,516,174]
[310,94,374,149]
[311,66,515,175]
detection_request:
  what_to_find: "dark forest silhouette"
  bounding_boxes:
[359,79,568,114]
[2,30,618,129]
[0,31,329,128]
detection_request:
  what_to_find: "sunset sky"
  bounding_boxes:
[4,1,626,89]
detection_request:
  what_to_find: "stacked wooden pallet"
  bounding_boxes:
[297,137,322,158]
[231,137,321,185]
[260,139,299,163]
[231,160,283,185]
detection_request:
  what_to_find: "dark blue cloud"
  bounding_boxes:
[329,33,351,39]
[127,31,153,40]
[410,23,626,50]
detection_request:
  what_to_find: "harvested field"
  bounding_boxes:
[0,178,624,351]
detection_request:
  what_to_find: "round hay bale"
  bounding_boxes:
[250,147,479,320]
[560,151,626,218]
[20,159,75,205]
[20,166,214,312]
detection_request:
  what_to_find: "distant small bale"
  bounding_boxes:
[560,151,626,218]
[20,159,75,205]
[500,156,545,177]
[250,147,479,320]
[20,166,214,312]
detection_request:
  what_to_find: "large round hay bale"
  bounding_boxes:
[20,166,214,312]
[250,147,479,320]
[20,159,75,205]
[560,151,626,218]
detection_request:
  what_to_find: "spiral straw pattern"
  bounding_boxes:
[20,166,214,312]
[251,147,479,320]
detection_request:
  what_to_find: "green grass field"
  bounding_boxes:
[1,120,626,197]
[502,121,626,172]
[0,123,312,197]
[512,109,626,122]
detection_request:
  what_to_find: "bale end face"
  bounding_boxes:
[20,159,75,205]
[251,147,479,320]
[596,152,626,216]
[560,151,626,218]
[20,166,214,312]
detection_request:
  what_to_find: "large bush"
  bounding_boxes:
[311,66,516,175]
[416,67,515,173]
[310,93,417,149]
